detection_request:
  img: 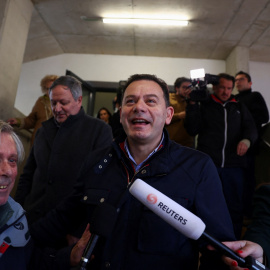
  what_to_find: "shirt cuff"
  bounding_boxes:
[240,139,250,148]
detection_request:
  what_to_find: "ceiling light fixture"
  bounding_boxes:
[102,18,189,26]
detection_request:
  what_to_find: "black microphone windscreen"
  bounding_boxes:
[90,203,118,237]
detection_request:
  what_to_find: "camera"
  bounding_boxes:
[189,69,219,102]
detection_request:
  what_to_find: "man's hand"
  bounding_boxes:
[184,88,192,99]
[237,141,248,156]
[70,224,91,267]
[66,234,80,246]
[221,240,264,269]
[7,118,18,126]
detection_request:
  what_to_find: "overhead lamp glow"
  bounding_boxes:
[190,68,205,79]
[102,18,188,26]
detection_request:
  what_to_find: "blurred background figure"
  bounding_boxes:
[97,107,112,124]
[235,71,269,219]
[110,83,124,138]
[166,77,195,148]
[7,74,58,145]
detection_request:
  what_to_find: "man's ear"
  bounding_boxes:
[77,96,82,104]
[165,106,174,125]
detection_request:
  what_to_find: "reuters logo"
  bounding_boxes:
[147,193,157,204]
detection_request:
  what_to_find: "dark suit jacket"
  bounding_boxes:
[245,184,270,265]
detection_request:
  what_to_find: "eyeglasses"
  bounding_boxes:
[235,78,245,82]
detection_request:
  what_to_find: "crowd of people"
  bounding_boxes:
[0,71,269,270]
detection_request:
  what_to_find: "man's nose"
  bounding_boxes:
[225,89,231,95]
[133,99,146,112]
[0,161,11,176]
[54,103,62,111]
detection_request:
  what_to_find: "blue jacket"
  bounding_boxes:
[31,130,235,270]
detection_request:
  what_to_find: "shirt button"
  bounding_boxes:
[141,169,147,174]
[100,198,105,203]
[109,153,112,157]
[99,165,102,169]
[105,262,110,268]
[83,196,88,201]
[104,159,107,163]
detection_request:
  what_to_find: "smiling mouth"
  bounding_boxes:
[0,185,7,190]
[132,119,149,124]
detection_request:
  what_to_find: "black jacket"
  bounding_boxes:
[30,130,235,270]
[185,94,258,167]
[244,184,270,265]
[235,89,269,136]
[15,108,113,224]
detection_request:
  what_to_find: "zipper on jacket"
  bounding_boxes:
[126,163,149,188]
[221,105,227,168]
[121,160,130,185]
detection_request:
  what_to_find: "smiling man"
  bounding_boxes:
[15,75,113,225]
[120,78,173,165]
[31,74,236,270]
[0,121,33,269]
[185,73,258,239]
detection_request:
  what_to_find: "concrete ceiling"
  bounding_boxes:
[25,0,270,63]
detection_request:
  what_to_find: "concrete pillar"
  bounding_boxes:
[226,46,250,75]
[0,0,33,196]
[0,0,33,120]
[226,46,250,94]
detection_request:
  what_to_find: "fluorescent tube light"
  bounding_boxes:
[102,18,188,26]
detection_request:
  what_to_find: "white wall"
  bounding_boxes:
[250,61,270,113]
[15,54,225,115]
[15,54,270,117]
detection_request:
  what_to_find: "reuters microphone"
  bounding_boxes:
[129,179,269,270]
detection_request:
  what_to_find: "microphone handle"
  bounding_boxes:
[202,231,270,270]
[245,256,270,270]
[79,234,99,270]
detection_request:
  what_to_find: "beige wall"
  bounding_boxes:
[0,0,33,120]
[0,0,33,196]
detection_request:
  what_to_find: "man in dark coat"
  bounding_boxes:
[235,71,269,138]
[15,75,113,225]
[185,73,258,239]
[30,74,235,270]
[235,71,269,218]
